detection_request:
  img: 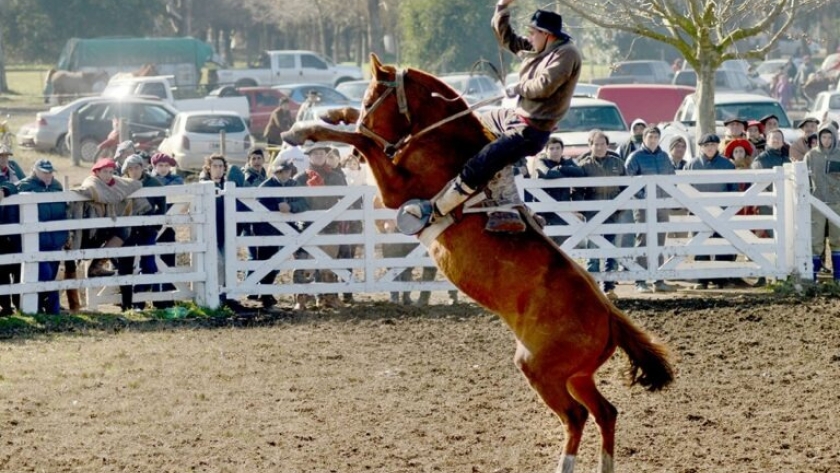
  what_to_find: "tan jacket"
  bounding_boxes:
[492,4,582,131]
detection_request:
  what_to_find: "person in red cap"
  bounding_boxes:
[746,120,765,154]
[70,157,152,279]
[723,138,755,169]
[150,152,184,186]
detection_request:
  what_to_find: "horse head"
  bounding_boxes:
[359,54,492,206]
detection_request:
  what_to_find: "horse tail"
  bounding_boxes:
[609,306,674,392]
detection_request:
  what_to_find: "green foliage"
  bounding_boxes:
[0,0,167,63]
[398,0,501,74]
[767,276,840,298]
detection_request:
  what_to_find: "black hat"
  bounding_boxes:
[723,118,748,127]
[530,10,567,39]
[798,116,820,129]
[759,114,779,124]
[697,133,721,145]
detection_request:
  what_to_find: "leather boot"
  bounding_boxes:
[66,289,82,312]
[405,176,476,221]
[484,167,526,233]
[318,294,343,309]
[88,259,115,277]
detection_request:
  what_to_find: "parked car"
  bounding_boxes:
[233,87,296,136]
[335,80,369,107]
[214,50,363,88]
[674,92,798,143]
[672,69,765,95]
[439,73,503,105]
[549,97,630,158]
[680,59,768,92]
[595,84,695,125]
[157,111,254,171]
[810,90,840,124]
[17,96,102,155]
[66,97,178,162]
[591,60,673,85]
[272,83,351,106]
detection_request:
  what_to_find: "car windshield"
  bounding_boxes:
[756,61,785,74]
[185,116,245,134]
[714,102,791,127]
[335,82,368,101]
[441,77,468,92]
[556,105,626,132]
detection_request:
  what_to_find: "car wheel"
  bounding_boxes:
[79,137,100,162]
[55,134,70,156]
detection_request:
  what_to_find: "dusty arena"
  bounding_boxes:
[1,293,839,473]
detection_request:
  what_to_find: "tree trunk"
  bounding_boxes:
[367,0,384,58]
[696,54,718,139]
[0,25,8,93]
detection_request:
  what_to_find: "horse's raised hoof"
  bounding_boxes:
[396,199,433,235]
[280,129,304,146]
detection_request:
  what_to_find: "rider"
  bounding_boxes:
[407,0,581,233]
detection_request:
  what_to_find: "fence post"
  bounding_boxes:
[18,200,41,313]
[786,162,813,281]
[219,130,226,155]
[195,181,219,308]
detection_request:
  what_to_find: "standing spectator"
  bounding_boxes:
[723,138,755,169]
[775,74,794,110]
[794,55,816,107]
[16,160,68,314]
[149,152,182,301]
[804,124,840,280]
[113,140,136,173]
[618,118,647,160]
[534,137,584,244]
[293,144,347,310]
[625,125,677,293]
[686,134,738,290]
[295,90,321,122]
[577,130,627,300]
[251,155,308,309]
[760,114,790,157]
[116,155,165,310]
[791,116,820,162]
[720,118,747,153]
[263,96,294,145]
[0,145,25,315]
[668,136,689,170]
[71,158,151,278]
[746,120,766,155]
[243,147,269,187]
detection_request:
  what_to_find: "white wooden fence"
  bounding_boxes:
[0,162,834,313]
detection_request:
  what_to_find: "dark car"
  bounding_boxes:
[68,97,178,162]
[591,60,674,85]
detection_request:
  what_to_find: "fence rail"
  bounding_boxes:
[0,162,828,313]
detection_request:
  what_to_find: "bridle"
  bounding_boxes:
[357,68,503,158]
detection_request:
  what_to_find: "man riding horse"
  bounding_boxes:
[405,0,581,233]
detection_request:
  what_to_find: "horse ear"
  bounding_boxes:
[369,54,387,81]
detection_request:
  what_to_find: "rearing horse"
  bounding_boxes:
[282,54,674,473]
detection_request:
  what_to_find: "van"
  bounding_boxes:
[595,84,695,125]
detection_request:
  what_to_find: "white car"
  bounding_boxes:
[810,91,840,124]
[549,97,630,158]
[674,92,798,143]
[439,73,503,106]
[17,96,101,155]
[158,111,254,171]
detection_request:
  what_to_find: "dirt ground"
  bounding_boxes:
[1,294,840,473]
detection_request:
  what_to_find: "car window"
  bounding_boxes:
[674,71,696,87]
[140,82,167,100]
[715,102,791,127]
[301,54,327,70]
[829,95,840,109]
[138,105,174,129]
[556,105,626,132]
[185,116,246,134]
[441,77,467,92]
[79,103,107,121]
[615,63,651,76]
[275,54,295,69]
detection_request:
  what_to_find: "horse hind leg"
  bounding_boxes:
[567,375,618,473]
[515,347,588,473]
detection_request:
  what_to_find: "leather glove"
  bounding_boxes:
[504,85,518,98]
[306,169,325,186]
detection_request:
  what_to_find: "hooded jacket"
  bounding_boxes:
[492,4,582,131]
[618,119,646,160]
[804,124,840,203]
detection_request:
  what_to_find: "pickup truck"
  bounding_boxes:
[213,50,364,88]
[102,76,251,123]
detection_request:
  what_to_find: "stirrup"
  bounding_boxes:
[485,210,527,233]
[396,199,434,235]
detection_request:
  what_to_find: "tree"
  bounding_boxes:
[553,0,829,136]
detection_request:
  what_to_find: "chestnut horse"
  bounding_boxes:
[282,54,674,473]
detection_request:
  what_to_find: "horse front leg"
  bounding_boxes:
[317,107,360,125]
[281,121,368,151]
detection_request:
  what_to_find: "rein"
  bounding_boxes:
[358,68,503,158]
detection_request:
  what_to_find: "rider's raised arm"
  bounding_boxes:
[491,2,532,55]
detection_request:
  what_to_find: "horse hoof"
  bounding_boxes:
[280,131,303,146]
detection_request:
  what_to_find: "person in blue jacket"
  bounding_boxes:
[16,159,68,314]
